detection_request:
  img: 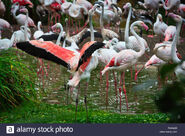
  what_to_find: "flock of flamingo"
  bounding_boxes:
[0,0,185,118]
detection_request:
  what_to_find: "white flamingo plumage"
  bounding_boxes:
[153,14,168,37]
[153,13,183,63]
[96,1,119,40]
[101,21,149,112]
[11,3,36,27]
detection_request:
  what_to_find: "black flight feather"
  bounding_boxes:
[76,42,105,71]
[16,42,70,69]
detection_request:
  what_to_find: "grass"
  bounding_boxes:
[0,101,170,123]
[0,49,37,110]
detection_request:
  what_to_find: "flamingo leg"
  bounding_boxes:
[130,67,133,81]
[75,87,79,121]
[66,85,70,105]
[84,79,89,122]
[106,71,109,110]
[113,71,118,106]
[78,20,81,31]
[119,72,123,113]
[134,64,137,81]
[135,64,145,81]
[121,72,129,112]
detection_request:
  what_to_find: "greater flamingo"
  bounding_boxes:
[11,3,36,28]
[101,21,149,112]
[0,33,17,50]
[153,14,168,39]
[160,0,181,15]
[153,13,183,63]
[159,13,185,79]
[96,1,119,40]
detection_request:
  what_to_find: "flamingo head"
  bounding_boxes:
[111,38,119,45]
[145,60,154,69]
[51,23,62,33]
[168,13,182,23]
[139,21,149,31]
[123,2,131,9]
[157,14,163,22]
[94,1,104,7]
[19,7,28,13]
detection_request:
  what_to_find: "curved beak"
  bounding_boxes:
[142,23,149,31]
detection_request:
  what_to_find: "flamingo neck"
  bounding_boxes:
[156,16,160,23]
[171,20,182,63]
[25,12,29,41]
[38,22,42,31]
[125,6,132,45]
[130,22,145,58]
[56,24,63,45]
[71,41,79,49]
[12,5,19,18]
[10,32,16,47]
[100,5,104,29]
[89,12,94,41]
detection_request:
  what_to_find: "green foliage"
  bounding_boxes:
[0,101,169,123]
[0,49,37,111]
[155,64,185,123]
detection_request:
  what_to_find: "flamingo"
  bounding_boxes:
[16,38,105,121]
[0,0,5,17]
[11,3,36,28]
[76,0,92,10]
[153,14,168,39]
[153,13,183,63]
[123,3,150,81]
[177,4,185,18]
[162,13,185,79]
[11,26,31,42]
[160,0,181,15]
[68,0,89,34]
[95,1,119,40]
[0,33,17,50]
[101,21,149,112]
[123,3,154,37]
[95,3,118,28]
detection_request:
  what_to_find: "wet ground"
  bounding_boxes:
[2,25,185,114]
